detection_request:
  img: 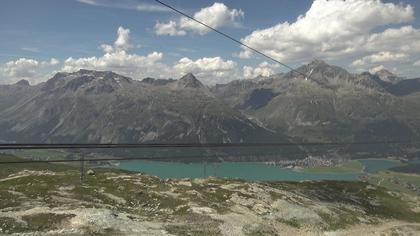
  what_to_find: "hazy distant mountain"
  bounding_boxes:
[386,77,420,96]
[0,70,285,145]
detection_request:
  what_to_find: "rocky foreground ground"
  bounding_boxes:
[1,155,420,235]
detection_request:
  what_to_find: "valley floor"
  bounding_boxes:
[1,155,420,235]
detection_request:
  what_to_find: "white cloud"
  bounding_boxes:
[414,60,420,67]
[364,26,420,53]
[114,26,132,51]
[368,65,386,74]
[4,58,40,78]
[173,56,239,84]
[62,26,169,79]
[135,3,171,12]
[243,62,279,79]
[368,64,400,75]
[61,26,239,84]
[77,0,171,12]
[99,26,132,53]
[239,0,415,65]
[21,47,40,53]
[154,2,244,36]
[351,51,409,67]
[49,58,60,66]
[100,44,114,54]
[0,58,60,84]
[77,0,97,5]
[63,51,164,73]
[155,21,186,36]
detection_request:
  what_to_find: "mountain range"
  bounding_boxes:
[1,60,419,158]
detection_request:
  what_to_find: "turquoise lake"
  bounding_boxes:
[118,159,403,181]
[119,161,357,181]
[358,159,402,173]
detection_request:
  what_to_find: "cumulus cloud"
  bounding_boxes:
[2,25,269,85]
[238,0,417,69]
[99,26,132,53]
[368,64,400,75]
[243,62,279,79]
[0,58,60,84]
[54,26,166,79]
[364,26,420,53]
[46,58,60,66]
[155,21,186,36]
[173,57,239,84]
[63,51,163,72]
[351,51,409,67]
[114,26,132,51]
[4,58,40,78]
[351,26,420,72]
[154,2,244,36]
[62,26,168,78]
[61,26,240,84]
[369,65,386,74]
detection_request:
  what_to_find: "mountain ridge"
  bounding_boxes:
[1,62,419,158]
[0,70,289,147]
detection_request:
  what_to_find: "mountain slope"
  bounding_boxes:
[212,61,420,149]
[387,77,420,96]
[1,155,420,235]
[0,70,286,145]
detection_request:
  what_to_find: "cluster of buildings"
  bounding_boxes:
[265,155,340,169]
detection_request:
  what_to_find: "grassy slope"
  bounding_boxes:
[2,154,420,235]
[0,154,76,178]
[367,171,420,195]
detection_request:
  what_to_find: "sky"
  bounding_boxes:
[1,0,420,85]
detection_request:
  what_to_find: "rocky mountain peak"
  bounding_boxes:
[75,69,122,79]
[177,73,204,89]
[77,69,95,74]
[374,69,402,84]
[15,79,30,86]
[284,59,351,84]
[43,69,131,93]
[308,59,327,67]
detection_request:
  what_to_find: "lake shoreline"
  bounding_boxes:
[116,158,405,181]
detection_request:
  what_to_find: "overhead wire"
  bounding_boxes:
[0,140,417,150]
[153,0,311,79]
[0,1,416,164]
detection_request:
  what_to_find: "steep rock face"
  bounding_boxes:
[287,60,351,80]
[237,88,279,110]
[212,60,420,145]
[176,73,205,89]
[0,62,419,157]
[0,70,287,145]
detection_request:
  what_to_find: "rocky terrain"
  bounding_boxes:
[0,71,285,145]
[1,155,420,235]
[212,60,420,145]
[1,60,420,159]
